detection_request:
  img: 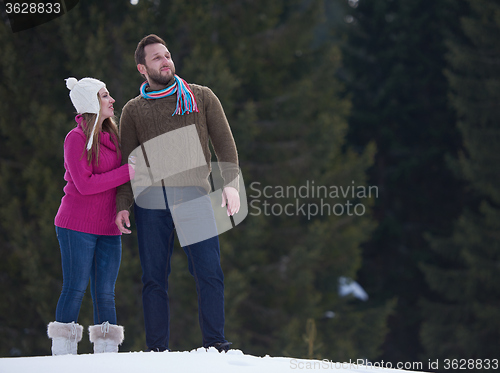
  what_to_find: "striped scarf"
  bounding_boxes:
[140,75,199,116]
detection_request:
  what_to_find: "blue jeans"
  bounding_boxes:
[134,186,226,351]
[55,226,122,325]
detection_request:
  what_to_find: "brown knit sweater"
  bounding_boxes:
[116,77,239,213]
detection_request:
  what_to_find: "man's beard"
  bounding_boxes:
[146,65,175,86]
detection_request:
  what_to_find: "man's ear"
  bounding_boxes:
[137,64,147,75]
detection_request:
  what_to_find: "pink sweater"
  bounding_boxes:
[55,116,132,235]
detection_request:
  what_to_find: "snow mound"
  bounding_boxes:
[0,348,427,373]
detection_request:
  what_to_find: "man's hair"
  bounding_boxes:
[135,34,167,66]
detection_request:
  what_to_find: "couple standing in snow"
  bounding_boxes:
[47,34,240,355]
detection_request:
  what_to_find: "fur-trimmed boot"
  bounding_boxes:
[88,321,124,353]
[47,321,83,356]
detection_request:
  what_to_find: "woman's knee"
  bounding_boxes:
[60,286,86,301]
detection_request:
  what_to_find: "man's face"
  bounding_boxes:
[139,43,176,86]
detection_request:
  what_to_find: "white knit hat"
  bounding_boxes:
[65,77,106,150]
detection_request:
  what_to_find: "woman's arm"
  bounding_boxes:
[64,131,132,196]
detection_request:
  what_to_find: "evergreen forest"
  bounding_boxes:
[0,1,498,372]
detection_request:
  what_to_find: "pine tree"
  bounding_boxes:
[0,18,71,355]
[420,0,500,367]
[340,0,465,363]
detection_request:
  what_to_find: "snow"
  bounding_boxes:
[338,276,369,301]
[0,348,428,373]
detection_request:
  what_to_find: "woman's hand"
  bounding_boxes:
[128,155,136,180]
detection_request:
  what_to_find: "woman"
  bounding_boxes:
[47,77,134,355]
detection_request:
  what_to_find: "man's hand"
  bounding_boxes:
[221,187,240,216]
[116,210,132,234]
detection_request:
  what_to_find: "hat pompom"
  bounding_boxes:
[65,77,78,90]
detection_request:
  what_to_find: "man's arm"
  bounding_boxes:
[116,101,140,215]
[203,87,240,191]
[203,87,240,215]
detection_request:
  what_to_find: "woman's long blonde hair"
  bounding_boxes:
[80,94,120,166]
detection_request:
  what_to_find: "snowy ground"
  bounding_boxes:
[0,348,429,373]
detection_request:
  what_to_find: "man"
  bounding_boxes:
[115,34,240,352]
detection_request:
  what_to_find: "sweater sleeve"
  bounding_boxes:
[116,101,140,213]
[64,131,131,196]
[204,87,240,191]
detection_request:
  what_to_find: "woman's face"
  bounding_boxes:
[98,87,115,120]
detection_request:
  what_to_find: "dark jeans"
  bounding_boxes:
[134,186,226,351]
[55,226,121,324]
